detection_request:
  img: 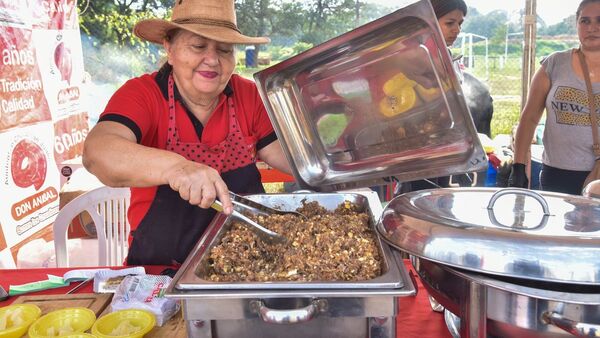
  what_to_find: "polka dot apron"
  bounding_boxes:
[127,74,259,266]
[166,74,257,172]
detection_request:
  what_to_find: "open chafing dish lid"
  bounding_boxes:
[254,0,487,192]
[377,187,600,285]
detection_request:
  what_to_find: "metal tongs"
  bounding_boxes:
[211,192,305,244]
[229,192,306,220]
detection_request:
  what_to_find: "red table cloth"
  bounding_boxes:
[0,261,451,337]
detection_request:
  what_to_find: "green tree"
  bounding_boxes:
[301,0,356,44]
[271,1,306,39]
[462,9,507,40]
[235,0,274,61]
[79,0,171,48]
[78,0,170,83]
[539,15,576,36]
[78,0,403,81]
[491,23,507,45]
[359,2,392,25]
[235,0,273,40]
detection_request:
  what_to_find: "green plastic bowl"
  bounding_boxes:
[92,309,155,338]
[28,307,96,338]
[0,304,42,338]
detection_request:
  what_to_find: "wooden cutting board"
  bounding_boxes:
[12,293,112,316]
[141,311,187,337]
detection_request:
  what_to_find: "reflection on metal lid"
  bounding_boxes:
[377,187,600,285]
[255,0,486,191]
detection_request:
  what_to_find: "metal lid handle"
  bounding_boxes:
[250,299,326,324]
[487,188,551,215]
[542,311,600,337]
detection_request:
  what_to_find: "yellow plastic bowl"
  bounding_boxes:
[28,307,96,338]
[0,304,42,338]
[92,310,155,338]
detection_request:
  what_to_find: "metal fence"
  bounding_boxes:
[463,55,527,98]
[460,55,530,136]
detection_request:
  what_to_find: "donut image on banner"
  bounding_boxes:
[31,28,85,121]
[11,138,47,190]
[0,122,60,266]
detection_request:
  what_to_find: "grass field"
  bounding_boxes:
[490,99,520,138]
[466,56,530,138]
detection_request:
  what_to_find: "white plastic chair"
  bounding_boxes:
[53,186,131,267]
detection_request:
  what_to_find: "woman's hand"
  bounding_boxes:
[508,163,529,189]
[162,160,233,214]
[512,66,550,165]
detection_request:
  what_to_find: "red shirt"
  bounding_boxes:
[100,71,276,243]
[102,72,274,147]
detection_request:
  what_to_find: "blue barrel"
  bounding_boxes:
[485,162,497,187]
[245,46,256,68]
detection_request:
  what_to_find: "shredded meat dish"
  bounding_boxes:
[206,200,382,282]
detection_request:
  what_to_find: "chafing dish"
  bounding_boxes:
[166,191,416,338]
[378,187,600,337]
[175,192,401,290]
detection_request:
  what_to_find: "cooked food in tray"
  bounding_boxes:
[205,200,382,282]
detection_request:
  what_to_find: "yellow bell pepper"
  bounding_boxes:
[379,72,419,117]
[414,83,441,102]
[379,85,418,117]
[382,73,414,96]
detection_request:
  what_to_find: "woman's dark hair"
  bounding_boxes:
[430,0,468,19]
[577,0,600,19]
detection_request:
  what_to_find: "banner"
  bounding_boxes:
[0,25,51,131]
[30,0,78,30]
[32,28,86,121]
[0,0,87,268]
[0,123,60,247]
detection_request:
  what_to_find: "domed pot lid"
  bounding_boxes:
[377,187,600,285]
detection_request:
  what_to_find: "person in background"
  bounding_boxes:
[431,0,468,83]
[509,0,600,195]
[83,0,290,266]
[432,0,495,138]
[432,0,495,139]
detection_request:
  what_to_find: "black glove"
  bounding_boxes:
[508,163,529,188]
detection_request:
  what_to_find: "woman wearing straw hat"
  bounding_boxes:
[83,0,290,265]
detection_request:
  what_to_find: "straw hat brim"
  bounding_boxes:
[134,19,270,45]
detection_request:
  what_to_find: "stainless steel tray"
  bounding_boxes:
[174,192,404,290]
[254,0,487,191]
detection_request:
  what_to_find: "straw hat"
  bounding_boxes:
[134,0,269,45]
